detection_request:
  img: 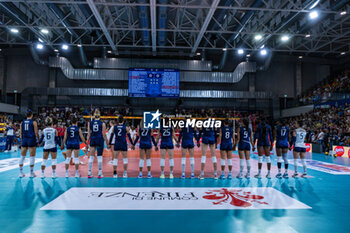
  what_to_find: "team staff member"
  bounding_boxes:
[19,110,39,178]
[5,122,15,152]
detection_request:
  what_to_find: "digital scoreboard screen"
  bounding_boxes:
[128,68,179,97]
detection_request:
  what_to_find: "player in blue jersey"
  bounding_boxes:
[39,117,59,178]
[275,120,290,178]
[61,116,86,178]
[254,118,273,179]
[156,117,178,178]
[87,110,109,178]
[19,110,39,178]
[177,117,197,179]
[218,118,235,179]
[235,118,254,178]
[133,120,158,178]
[109,115,134,178]
[197,116,218,179]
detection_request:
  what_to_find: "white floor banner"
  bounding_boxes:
[41,187,311,210]
[292,159,350,175]
[0,158,43,173]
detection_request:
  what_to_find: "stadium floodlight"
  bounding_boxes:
[107,50,112,54]
[61,44,69,50]
[41,28,49,34]
[305,34,311,38]
[299,56,303,59]
[246,54,251,57]
[196,52,201,55]
[237,49,244,55]
[309,10,319,20]
[222,48,227,51]
[260,49,267,56]
[54,49,59,52]
[10,28,19,34]
[340,52,346,55]
[254,34,262,41]
[36,43,44,50]
[281,35,290,42]
[38,38,44,43]
[340,11,347,16]
[309,0,320,10]
[77,44,82,47]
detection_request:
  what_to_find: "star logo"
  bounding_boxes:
[143,110,162,129]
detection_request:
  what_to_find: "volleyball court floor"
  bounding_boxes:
[0,147,350,233]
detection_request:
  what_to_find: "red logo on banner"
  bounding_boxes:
[305,143,311,152]
[348,149,350,157]
[202,188,268,207]
[335,146,345,156]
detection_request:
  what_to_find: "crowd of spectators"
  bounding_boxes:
[298,70,350,105]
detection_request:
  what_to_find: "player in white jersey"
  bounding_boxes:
[39,117,58,178]
[291,121,308,178]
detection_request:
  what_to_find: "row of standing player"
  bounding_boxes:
[18,110,308,179]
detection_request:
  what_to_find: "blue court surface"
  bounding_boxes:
[0,149,350,233]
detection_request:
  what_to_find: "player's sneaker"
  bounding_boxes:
[190,173,195,179]
[181,173,186,179]
[41,173,45,179]
[75,172,80,178]
[169,173,174,179]
[123,172,128,178]
[301,172,307,178]
[113,174,118,178]
[227,174,232,179]
[236,173,243,179]
[283,172,289,178]
[88,173,93,178]
[52,173,57,179]
[219,174,226,179]
[214,174,218,180]
[29,172,36,178]
[276,173,282,178]
[98,174,103,179]
[198,174,204,179]
[147,173,152,178]
[254,173,262,179]
[138,173,143,178]
[245,172,250,178]
[160,174,165,179]
[266,173,271,179]
[65,172,69,178]
[19,173,25,178]
[4,150,8,153]
[292,172,298,178]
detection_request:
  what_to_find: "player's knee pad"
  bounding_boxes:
[277,156,283,163]
[221,159,226,166]
[19,156,25,165]
[74,158,79,165]
[41,159,47,167]
[282,153,288,164]
[201,156,206,164]
[139,159,144,168]
[146,159,151,167]
[65,157,71,164]
[301,159,306,166]
[51,159,57,166]
[169,159,174,167]
[227,159,232,166]
[190,157,195,164]
[240,159,244,166]
[258,156,263,163]
[266,156,271,163]
[123,158,128,164]
[211,156,217,163]
[160,158,165,167]
[29,156,35,165]
[113,159,118,166]
[181,157,186,165]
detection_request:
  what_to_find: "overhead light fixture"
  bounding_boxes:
[54,49,59,52]
[38,38,44,43]
[237,49,244,55]
[309,0,320,10]
[254,34,262,41]
[281,35,290,42]
[260,44,265,49]
[10,28,19,34]
[222,48,227,51]
[260,49,267,56]
[61,44,69,50]
[246,54,251,57]
[107,50,112,54]
[340,52,346,55]
[36,43,44,50]
[41,28,49,34]
[340,11,347,16]
[309,10,319,20]
[77,44,82,47]
[196,52,200,55]
[299,56,303,59]
[305,34,311,38]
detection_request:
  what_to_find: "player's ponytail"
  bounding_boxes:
[94,109,100,119]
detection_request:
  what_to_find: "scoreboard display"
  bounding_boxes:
[128,68,179,97]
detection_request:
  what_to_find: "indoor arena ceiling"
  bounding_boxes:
[0,0,349,59]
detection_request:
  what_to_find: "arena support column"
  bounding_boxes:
[48,68,57,105]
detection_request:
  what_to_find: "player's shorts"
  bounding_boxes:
[220,143,233,151]
[114,143,128,151]
[257,140,271,147]
[90,138,104,147]
[43,147,57,153]
[140,141,152,149]
[160,141,174,149]
[238,142,250,151]
[294,147,306,152]
[202,138,215,145]
[276,141,289,149]
[67,142,80,150]
[21,137,37,147]
[181,141,194,149]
